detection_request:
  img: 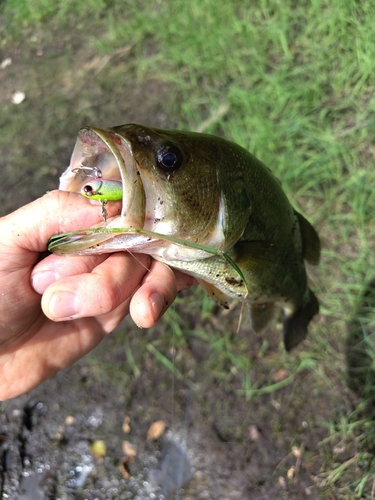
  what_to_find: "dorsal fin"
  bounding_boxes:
[295,211,321,265]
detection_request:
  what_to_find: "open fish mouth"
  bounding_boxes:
[53,127,155,254]
[50,126,214,260]
[59,127,145,229]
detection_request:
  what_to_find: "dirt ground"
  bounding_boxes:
[0,18,371,500]
[0,317,333,500]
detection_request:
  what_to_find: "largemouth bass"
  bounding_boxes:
[50,124,320,350]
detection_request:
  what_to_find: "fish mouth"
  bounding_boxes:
[52,126,216,259]
[59,126,145,229]
[51,126,149,254]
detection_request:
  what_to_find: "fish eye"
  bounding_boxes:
[157,145,183,173]
[162,152,177,167]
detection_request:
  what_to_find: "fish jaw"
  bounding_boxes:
[59,127,145,229]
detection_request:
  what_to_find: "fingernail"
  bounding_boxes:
[48,292,82,319]
[149,292,166,320]
[32,271,59,294]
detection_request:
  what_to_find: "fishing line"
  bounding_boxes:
[127,250,194,500]
[173,320,196,500]
[236,292,248,334]
[171,315,175,432]
[123,249,153,276]
[122,249,187,498]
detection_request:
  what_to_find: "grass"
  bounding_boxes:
[1,0,375,497]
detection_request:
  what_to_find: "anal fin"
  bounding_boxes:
[249,302,277,333]
[283,288,319,351]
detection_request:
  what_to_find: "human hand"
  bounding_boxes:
[0,191,196,400]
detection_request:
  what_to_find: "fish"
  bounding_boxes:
[50,124,321,351]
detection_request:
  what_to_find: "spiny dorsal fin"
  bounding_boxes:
[295,211,321,265]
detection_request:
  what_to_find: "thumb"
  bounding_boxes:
[1,190,119,254]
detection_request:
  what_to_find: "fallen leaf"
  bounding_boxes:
[272,368,289,382]
[147,420,166,441]
[122,441,137,457]
[90,440,106,459]
[119,456,134,478]
[122,415,131,434]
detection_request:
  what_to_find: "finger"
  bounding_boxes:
[129,260,177,328]
[32,254,198,296]
[41,252,150,321]
[91,295,133,333]
[1,190,121,254]
[31,253,109,294]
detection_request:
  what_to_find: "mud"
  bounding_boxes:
[0,318,325,499]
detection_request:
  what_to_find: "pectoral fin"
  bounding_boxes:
[283,288,319,351]
[198,279,231,309]
[233,240,277,274]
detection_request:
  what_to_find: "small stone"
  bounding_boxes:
[277,476,286,489]
[65,415,75,426]
[248,424,260,442]
[11,91,26,104]
[292,446,302,458]
[0,58,12,69]
[272,368,289,382]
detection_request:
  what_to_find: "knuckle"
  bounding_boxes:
[94,281,120,314]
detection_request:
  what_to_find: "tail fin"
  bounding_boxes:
[283,289,319,351]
